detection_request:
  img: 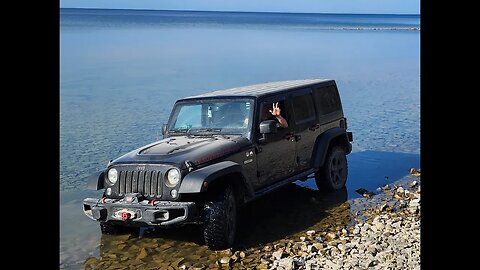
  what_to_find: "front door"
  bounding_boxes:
[255,96,297,187]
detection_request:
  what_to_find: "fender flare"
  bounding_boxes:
[178,161,251,195]
[86,171,105,190]
[311,127,351,169]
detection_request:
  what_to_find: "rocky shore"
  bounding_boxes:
[82,173,420,270]
[271,178,420,270]
[212,175,421,270]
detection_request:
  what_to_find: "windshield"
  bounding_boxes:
[168,99,254,138]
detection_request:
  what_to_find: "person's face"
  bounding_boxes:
[263,105,270,112]
[262,105,272,118]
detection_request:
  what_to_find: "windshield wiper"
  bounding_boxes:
[191,128,222,134]
[169,128,222,136]
[168,128,191,134]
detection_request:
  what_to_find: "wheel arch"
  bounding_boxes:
[178,161,254,203]
[86,171,105,190]
[311,127,351,170]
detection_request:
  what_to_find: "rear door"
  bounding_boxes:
[312,84,343,125]
[289,88,319,172]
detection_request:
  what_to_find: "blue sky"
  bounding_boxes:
[60,0,420,14]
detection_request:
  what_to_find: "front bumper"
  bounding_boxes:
[83,197,199,226]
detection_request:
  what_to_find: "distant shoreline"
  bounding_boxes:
[59,7,420,17]
[60,8,420,32]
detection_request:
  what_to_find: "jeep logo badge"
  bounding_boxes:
[136,165,146,171]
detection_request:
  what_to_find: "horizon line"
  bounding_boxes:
[60,7,420,16]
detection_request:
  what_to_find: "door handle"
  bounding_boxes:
[309,124,320,131]
[284,132,294,140]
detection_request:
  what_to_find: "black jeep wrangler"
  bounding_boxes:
[83,79,353,249]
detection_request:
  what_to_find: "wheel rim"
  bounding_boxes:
[329,151,346,187]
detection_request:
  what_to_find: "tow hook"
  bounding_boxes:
[114,209,137,221]
[121,212,131,221]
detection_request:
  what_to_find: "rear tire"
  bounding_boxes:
[100,222,137,235]
[315,146,348,191]
[203,186,237,250]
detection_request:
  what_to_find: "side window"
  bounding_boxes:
[292,93,315,123]
[260,100,288,122]
[314,86,341,115]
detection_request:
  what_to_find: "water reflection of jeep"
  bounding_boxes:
[83,79,353,250]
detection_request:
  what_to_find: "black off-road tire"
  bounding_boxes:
[315,146,348,191]
[203,186,237,250]
[100,222,137,235]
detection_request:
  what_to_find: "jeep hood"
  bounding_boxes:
[110,135,249,167]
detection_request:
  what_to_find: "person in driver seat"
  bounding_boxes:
[216,103,248,128]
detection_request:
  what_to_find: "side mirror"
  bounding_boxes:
[260,120,278,134]
[162,124,168,135]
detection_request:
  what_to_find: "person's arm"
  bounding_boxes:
[275,114,288,128]
[269,102,289,128]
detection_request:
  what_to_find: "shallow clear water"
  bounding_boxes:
[60,9,420,269]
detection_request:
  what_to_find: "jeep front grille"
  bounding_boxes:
[115,170,163,198]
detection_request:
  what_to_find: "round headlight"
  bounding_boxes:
[165,168,180,187]
[107,168,118,185]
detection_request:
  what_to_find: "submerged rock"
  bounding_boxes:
[311,243,323,252]
[219,256,230,264]
[326,232,337,241]
[272,250,283,260]
[256,263,269,269]
[292,257,305,268]
[409,199,420,207]
[379,203,388,212]
[409,168,421,176]
[191,262,206,270]
[356,188,375,198]
[325,259,341,270]
[136,248,147,260]
[277,257,294,270]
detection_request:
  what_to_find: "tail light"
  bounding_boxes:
[340,118,348,129]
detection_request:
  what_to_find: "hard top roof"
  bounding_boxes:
[178,79,333,101]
